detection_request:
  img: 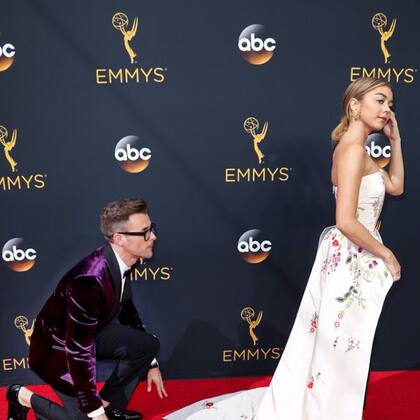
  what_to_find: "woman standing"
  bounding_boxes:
[164,77,404,420]
[255,76,404,419]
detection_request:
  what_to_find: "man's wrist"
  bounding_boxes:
[87,406,105,418]
[149,358,159,369]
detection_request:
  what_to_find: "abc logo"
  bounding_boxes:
[114,135,152,173]
[366,132,391,168]
[2,238,37,272]
[238,24,276,65]
[237,229,272,264]
[0,43,16,72]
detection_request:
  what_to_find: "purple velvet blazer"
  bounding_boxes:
[29,244,144,414]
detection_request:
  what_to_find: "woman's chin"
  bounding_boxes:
[369,122,386,133]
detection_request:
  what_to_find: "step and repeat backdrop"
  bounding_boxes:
[1,0,419,386]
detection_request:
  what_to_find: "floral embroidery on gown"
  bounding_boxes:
[255,169,393,420]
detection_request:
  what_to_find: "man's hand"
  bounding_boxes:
[147,367,168,398]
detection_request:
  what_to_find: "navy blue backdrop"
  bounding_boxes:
[0,0,419,386]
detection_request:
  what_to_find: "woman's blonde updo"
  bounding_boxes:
[331,77,392,142]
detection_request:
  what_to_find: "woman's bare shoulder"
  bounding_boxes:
[331,142,366,184]
[333,141,365,164]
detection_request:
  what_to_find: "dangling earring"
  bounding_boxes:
[353,108,361,121]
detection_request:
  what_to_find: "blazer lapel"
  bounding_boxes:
[103,243,122,305]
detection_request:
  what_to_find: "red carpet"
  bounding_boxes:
[1,371,420,419]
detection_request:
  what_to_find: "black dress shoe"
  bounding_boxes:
[6,384,29,420]
[105,405,143,419]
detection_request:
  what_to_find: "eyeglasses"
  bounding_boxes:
[117,223,157,241]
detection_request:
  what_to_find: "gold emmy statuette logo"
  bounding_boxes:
[241,307,263,346]
[112,12,138,64]
[14,315,35,346]
[372,13,396,64]
[96,14,166,86]
[244,117,268,164]
[0,125,17,172]
[222,307,281,362]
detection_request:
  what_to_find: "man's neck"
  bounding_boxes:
[109,243,137,267]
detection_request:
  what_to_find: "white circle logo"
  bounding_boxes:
[2,238,37,272]
[366,132,391,168]
[0,43,16,72]
[238,25,276,65]
[114,135,152,173]
[237,229,272,263]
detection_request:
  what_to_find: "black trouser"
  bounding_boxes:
[31,320,159,419]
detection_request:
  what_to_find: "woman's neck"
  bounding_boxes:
[344,121,370,145]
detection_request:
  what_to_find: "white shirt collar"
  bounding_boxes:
[110,245,130,280]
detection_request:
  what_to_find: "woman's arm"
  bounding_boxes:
[382,112,404,195]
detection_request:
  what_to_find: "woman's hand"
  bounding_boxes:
[383,251,401,282]
[383,111,401,142]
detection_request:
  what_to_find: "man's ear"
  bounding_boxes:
[112,233,123,246]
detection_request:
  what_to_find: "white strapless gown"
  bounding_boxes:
[166,170,393,420]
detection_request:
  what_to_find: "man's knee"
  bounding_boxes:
[126,333,159,360]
